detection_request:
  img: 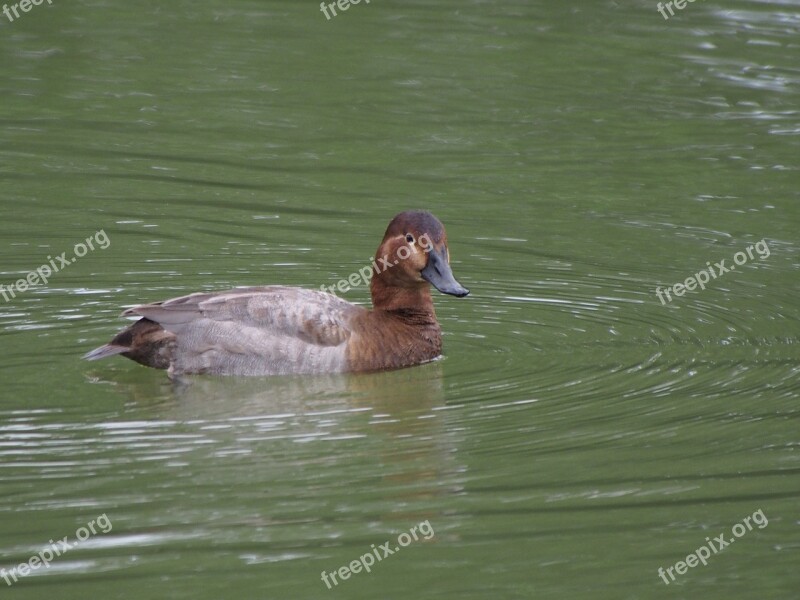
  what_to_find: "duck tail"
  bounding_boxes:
[82,317,175,370]
[83,344,129,361]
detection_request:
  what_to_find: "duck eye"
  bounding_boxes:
[405,234,415,244]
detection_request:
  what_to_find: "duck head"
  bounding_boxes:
[370,211,469,311]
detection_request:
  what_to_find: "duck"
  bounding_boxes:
[83,210,469,377]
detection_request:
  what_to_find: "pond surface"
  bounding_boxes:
[1,0,798,598]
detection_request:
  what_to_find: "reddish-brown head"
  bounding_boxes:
[370,211,468,311]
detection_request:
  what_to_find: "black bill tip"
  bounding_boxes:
[421,248,469,297]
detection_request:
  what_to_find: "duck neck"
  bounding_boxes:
[370,277,438,324]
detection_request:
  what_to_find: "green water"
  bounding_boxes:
[1,0,798,598]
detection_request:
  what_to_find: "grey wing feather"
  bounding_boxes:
[123,286,356,347]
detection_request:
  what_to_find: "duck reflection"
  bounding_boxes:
[86,361,465,520]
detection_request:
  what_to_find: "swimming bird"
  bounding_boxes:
[83,211,469,377]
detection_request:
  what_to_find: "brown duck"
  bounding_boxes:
[83,211,469,377]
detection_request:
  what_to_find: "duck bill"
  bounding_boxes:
[421,248,469,297]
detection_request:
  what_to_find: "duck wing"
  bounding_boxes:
[122,286,362,376]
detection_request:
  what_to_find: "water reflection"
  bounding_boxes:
[84,361,465,519]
